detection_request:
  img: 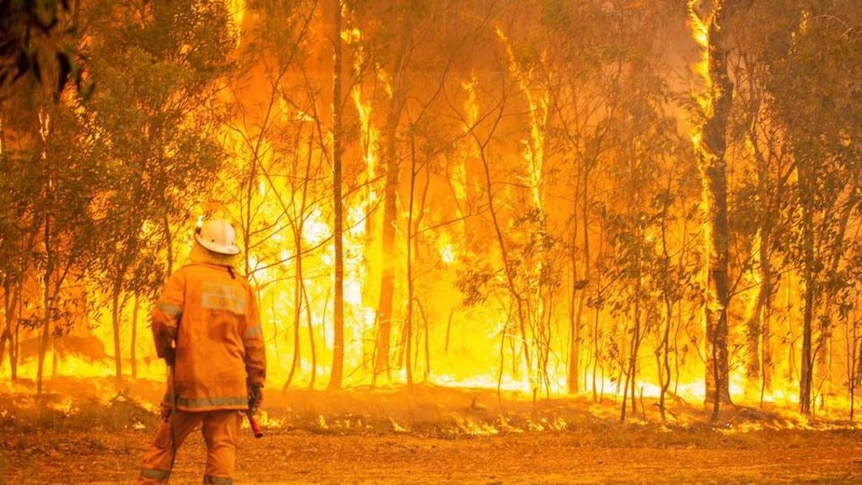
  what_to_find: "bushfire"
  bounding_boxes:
[1,0,862,427]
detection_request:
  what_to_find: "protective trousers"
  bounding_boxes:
[138,409,241,485]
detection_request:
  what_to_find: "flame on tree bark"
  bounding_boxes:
[691,0,739,415]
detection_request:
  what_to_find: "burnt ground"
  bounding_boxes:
[2,378,862,484]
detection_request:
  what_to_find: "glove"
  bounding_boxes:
[159,402,172,422]
[155,336,175,366]
[161,347,176,367]
[248,385,263,412]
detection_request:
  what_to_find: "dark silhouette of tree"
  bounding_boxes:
[329,0,346,390]
[0,0,89,99]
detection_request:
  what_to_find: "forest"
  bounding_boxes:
[1,0,861,426]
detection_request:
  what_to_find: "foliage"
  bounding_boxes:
[82,0,234,287]
[5,0,862,419]
[0,0,89,99]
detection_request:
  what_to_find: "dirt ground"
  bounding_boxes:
[3,380,862,484]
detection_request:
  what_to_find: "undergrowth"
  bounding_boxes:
[0,391,157,434]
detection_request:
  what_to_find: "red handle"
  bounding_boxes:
[246,411,263,438]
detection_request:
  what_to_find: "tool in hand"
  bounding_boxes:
[246,409,263,438]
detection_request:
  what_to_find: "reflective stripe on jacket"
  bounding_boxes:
[151,261,266,412]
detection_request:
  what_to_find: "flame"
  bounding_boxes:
[351,87,378,177]
[687,0,711,113]
[448,73,479,220]
[226,0,245,47]
[3,2,860,428]
[496,27,547,209]
[439,241,455,265]
[304,207,332,246]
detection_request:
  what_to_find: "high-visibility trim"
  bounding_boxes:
[204,475,234,485]
[176,395,248,409]
[201,282,246,314]
[140,467,171,481]
[154,301,182,319]
[244,325,261,338]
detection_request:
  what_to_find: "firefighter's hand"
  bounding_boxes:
[159,402,172,422]
[248,385,263,411]
[162,348,176,367]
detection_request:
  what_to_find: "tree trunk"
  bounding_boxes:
[37,193,54,395]
[479,144,534,385]
[745,272,765,385]
[1,280,19,378]
[799,196,815,414]
[692,0,738,417]
[285,225,304,390]
[403,205,414,386]
[401,135,423,387]
[373,96,405,379]
[285,151,317,391]
[568,167,590,394]
[304,282,317,389]
[131,295,139,380]
[111,281,124,382]
[327,0,345,391]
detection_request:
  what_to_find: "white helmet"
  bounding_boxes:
[195,219,240,255]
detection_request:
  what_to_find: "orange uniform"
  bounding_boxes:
[139,242,266,485]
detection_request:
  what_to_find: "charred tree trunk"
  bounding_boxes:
[304,284,317,389]
[131,295,139,379]
[37,151,55,395]
[374,88,406,379]
[591,303,602,401]
[401,133,425,387]
[37,246,53,394]
[799,180,815,414]
[745,271,765,385]
[403,162,415,387]
[754,245,775,403]
[374,148,398,378]
[111,279,124,381]
[658,294,674,421]
[1,280,20,379]
[162,212,174,275]
[568,166,591,394]
[111,290,122,380]
[591,234,608,402]
[621,250,644,422]
[756,185,776,400]
[851,321,860,421]
[819,192,856,409]
[743,90,783,400]
[287,137,315,391]
[285,224,304,390]
[692,0,738,418]
[328,0,345,391]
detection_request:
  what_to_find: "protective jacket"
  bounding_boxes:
[150,246,266,412]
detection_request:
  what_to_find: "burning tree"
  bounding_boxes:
[3,0,862,423]
[687,0,738,419]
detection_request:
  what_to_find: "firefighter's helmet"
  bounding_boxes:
[195,219,240,255]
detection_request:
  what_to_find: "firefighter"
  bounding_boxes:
[138,219,266,485]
